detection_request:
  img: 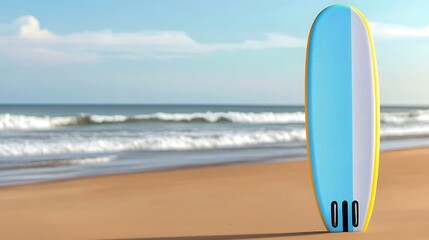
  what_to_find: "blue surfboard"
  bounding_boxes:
[305,5,380,232]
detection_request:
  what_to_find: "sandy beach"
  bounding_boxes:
[0,147,428,239]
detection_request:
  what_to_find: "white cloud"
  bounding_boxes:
[0,15,305,63]
[14,16,56,40]
[370,21,429,38]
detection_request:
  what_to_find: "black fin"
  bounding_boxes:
[342,201,349,232]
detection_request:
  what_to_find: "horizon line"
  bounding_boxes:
[0,103,427,108]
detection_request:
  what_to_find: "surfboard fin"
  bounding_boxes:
[352,200,359,227]
[342,201,349,232]
[331,201,338,228]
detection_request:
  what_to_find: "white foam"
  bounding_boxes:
[1,109,428,131]
[134,111,306,124]
[89,114,129,123]
[0,130,306,157]
[0,155,116,171]
[381,125,429,138]
[0,112,306,131]
[67,155,116,165]
[381,109,429,124]
[0,123,428,157]
[0,113,79,131]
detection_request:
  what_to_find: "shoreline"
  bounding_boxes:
[0,147,428,239]
[2,145,429,189]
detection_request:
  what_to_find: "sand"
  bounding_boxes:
[0,147,428,239]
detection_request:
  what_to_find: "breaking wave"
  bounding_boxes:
[0,112,305,130]
[381,125,429,138]
[1,124,428,157]
[1,109,428,131]
[0,130,306,157]
[381,109,429,124]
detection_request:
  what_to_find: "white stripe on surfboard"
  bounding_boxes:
[351,9,376,231]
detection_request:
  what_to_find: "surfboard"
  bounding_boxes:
[305,5,379,232]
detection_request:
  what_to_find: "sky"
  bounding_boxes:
[0,0,428,105]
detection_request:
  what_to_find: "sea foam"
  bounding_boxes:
[0,112,305,131]
[1,109,428,131]
[0,130,306,157]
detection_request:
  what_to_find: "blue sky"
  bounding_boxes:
[0,0,428,105]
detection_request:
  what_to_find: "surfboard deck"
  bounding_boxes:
[305,5,379,232]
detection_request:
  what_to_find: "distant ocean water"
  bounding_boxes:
[0,104,428,186]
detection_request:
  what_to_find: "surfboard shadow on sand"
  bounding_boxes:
[104,230,327,240]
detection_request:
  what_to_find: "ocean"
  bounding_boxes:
[0,104,428,186]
